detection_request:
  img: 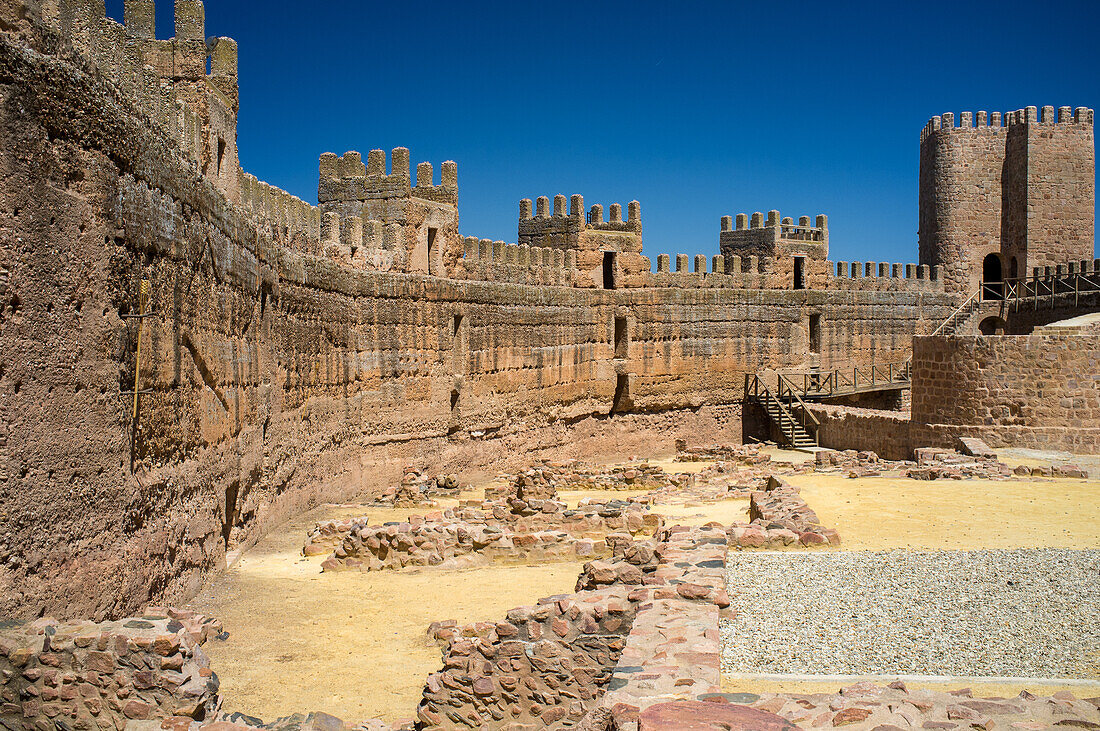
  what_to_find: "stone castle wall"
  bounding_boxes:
[8,0,1046,623]
[911,331,1100,449]
[808,327,1100,459]
[0,2,958,622]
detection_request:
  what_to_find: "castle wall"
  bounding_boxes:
[911,332,1100,450]
[809,326,1100,459]
[0,0,957,620]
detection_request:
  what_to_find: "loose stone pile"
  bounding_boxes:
[727,476,841,549]
[371,467,462,508]
[484,462,688,500]
[0,608,222,728]
[320,521,608,572]
[302,516,367,556]
[906,447,1017,480]
[1013,462,1091,478]
[721,548,1100,678]
[674,443,773,464]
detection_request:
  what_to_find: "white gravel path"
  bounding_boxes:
[721,549,1100,678]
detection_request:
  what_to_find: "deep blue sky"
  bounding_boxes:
[106,1,1100,264]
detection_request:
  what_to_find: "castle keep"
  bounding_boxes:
[919,108,1095,292]
[0,0,1095,630]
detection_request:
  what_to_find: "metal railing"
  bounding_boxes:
[932,288,983,336]
[776,374,821,441]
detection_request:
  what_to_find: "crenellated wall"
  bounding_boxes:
[318,149,462,276]
[0,0,964,622]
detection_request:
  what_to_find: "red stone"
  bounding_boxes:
[677,582,711,601]
[639,701,796,730]
[122,700,152,719]
[832,707,873,725]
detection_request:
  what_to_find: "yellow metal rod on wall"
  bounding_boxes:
[131,279,150,427]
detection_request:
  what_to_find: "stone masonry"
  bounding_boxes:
[0,0,1092,625]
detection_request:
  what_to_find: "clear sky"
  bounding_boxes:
[106,0,1099,264]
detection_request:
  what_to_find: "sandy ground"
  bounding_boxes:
[186,501,585,725]
[786,473,1100,550]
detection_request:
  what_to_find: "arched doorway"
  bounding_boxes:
[982,253,1003,300]
[978,316,1007,335]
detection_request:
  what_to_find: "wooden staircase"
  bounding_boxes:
[745,374,818,449]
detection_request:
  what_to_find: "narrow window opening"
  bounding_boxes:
[793,256,806,290]
[809,313,822,354]
[611,374,631,413]
[453,313,463,337]
[427,228,438,274]
[217,137,226,176]
[614,317,628,358]
[450,389,460,412]
[223,481,239,548]
[602,251,616,290]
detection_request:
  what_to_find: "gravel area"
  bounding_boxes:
[721,549,1100,678]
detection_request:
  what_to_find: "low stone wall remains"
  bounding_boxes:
[417,586,636,729]
[0,608,222,729]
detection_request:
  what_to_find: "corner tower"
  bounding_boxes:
[918,106,1094,293]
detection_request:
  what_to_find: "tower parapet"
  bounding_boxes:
[919,106,1095,293]
[719,210,829,290]
[516,194,646,287]
[317,148,461,276]
[32,0,243,201]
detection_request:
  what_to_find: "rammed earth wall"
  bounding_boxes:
[0,2,959,620]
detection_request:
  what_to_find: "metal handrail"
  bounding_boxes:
[989,270,1100,310]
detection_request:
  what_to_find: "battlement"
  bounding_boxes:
[29,0,243,203]
[720,210,827,240]
[647,253,769,290]
[459,237,578,286]
[518,195,642,230]
[318,148,457,206]
[920,106,1094,142]
[239,172,322,254]
[827,261,944,293]
[719,210,829,267]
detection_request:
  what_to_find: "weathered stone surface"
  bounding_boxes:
[637,701,795,730]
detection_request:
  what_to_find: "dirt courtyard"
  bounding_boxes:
[185,500,586,724]
[183,454,1100,725]
[786,473,1100,550]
